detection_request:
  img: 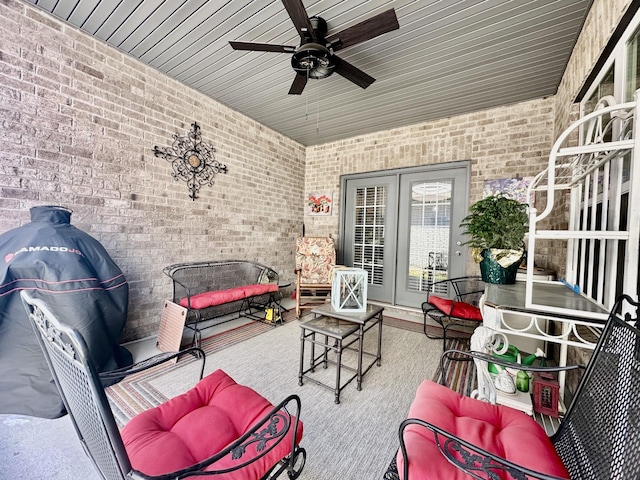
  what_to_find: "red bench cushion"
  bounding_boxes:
[122,369,303,480]
[398,380,569,480]
[242,282,279,297]
[179,283,279,309]
[428,295,483,321]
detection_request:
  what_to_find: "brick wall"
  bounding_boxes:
[0,0,305,341]
[305,97,556,272]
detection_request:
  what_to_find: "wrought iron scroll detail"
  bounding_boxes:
[437,436,529,480]
[230,413,288,460]
[153,122,227,200]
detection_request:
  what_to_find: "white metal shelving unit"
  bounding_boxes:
[482,91,640,399]
[525,91,640,318]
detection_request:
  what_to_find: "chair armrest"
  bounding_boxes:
[423,276,485,311]
[162,266,194,300]
[399,418,568,480]
[421,300,436,312]
[99,347,205,382]
[265,267,280,284]
[457,289,484,303]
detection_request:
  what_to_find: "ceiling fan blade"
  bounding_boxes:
[333,56,375,89]
[281,0,317,41]
[229,41,295,53]
[326,9,399,51]
[288,74,308,95]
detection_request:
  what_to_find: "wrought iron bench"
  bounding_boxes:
[392,294,640,479]
[163,260,282,346]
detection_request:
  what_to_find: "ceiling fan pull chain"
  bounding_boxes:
[316,87,320,135]
[305,67,310,121]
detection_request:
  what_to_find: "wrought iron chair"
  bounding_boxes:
[294,235,336,318]
[422,276,485,351]
[397,294,640,479]
[21,291,306,480]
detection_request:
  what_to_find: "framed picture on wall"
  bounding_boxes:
[483,177,533,204]
[307,191,332,216]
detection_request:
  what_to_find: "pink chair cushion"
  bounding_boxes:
[398,380,569,480]
[428,295,483,321]
[179,284,278,309]
[122,369,303,480]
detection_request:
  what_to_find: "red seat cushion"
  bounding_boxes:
[428,295,483,321]
[179,284,278,309]
[179,291,216,309]
[207,287,247,306]
[242,283,279,297]
[398,380,569,480]
[121,369,303,480]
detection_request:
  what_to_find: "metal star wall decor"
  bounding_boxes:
[153,122,227,200]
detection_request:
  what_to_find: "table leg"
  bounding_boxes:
[310,332,316,372]
[298,327,305,386]
[273,290,290,313]
[322,334,329,368]
[376,312,383,366]
[356,324,364,391]
[335,338,342,404]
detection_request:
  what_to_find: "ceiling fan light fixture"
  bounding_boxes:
[291,43,335,79]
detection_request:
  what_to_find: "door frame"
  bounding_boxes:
[338,160,472,306]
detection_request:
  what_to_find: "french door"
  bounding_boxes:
[340,163,470,308]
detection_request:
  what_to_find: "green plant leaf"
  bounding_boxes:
[459,194,528,251]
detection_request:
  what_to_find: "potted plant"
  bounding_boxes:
[459,194,528,284]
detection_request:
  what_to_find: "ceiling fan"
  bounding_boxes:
[229,0,399,95]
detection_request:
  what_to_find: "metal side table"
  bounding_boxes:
[298,316,360,404]
[298,304,384,403]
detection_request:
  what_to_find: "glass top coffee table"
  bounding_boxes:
[298,304,383,403]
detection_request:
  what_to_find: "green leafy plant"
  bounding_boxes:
[460,194,528,251]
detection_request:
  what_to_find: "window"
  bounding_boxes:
[625,25,640,101]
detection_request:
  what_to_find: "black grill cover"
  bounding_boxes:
[0,206,131,418]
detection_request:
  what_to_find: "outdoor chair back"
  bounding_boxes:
[550,294,640,478]
[294,235,336,317]
[422,276,485,351]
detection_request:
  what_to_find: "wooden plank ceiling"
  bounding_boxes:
[25,0,594,146]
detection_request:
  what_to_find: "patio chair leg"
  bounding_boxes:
[442,325,448,353]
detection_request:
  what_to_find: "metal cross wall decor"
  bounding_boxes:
[153,122,227,200]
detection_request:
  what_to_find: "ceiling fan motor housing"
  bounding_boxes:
[308,16,328,38]
[291,16,335,79]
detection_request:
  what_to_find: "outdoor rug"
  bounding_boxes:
[106,314,476,479]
